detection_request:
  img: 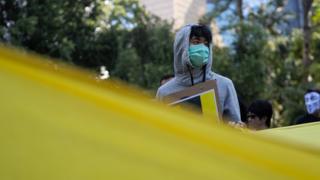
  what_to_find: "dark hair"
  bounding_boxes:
[305,89,320,94]
[239,99,248,123]
[190,24,212,44]
[247,100,273,127]
[160,74,174,84]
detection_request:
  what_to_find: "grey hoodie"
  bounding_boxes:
[156,24,241,122]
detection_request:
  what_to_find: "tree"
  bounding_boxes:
[302,0,313,69]
[0,0,103,65]
[237,0,244,22]
[0,0,175,91]
[247,0,291,35]
[108,0,174,90]
[204,0,320,126]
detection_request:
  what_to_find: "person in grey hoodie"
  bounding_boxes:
[156,24,241,122]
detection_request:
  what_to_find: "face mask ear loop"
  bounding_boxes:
[187,64,194,86]
[202,64,207,82]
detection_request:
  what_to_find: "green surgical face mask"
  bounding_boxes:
[188,44,209,68]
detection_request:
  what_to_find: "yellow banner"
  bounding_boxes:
[0,46,319,179]
[260,122,320,150]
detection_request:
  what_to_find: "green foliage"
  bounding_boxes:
[213,23,269,105]
[232,23,269,104]
[2,0,320,126]
[210,0,320,126]
[264,29,320,126]
[112,21,174,89]
[107,0,174,90]
[0,0,174,91]
[0,0,102,64]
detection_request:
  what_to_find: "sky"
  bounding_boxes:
[207,0,270,45]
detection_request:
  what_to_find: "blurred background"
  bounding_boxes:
[1,0,320,127]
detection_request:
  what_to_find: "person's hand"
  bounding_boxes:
[228,121,246,130]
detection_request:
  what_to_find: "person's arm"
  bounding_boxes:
[155,88,163,101]
[223,80,241,122]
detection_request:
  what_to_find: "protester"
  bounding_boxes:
[246,100,273,130]
[238,97,248,123]
[156,24,241,123]
[295,89,320,124]
[160,74,174,86]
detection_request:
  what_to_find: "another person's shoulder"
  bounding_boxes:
[294,114,307,125]
[295,114,320,124]
[156,84,168,100]
[156,78,179,99]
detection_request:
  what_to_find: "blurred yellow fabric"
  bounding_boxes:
[0,46,320,180]
[261,122,320,150]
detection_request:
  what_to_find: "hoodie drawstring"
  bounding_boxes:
[187,64,194,86]
[187,64,207,86]
[202,64,207,82]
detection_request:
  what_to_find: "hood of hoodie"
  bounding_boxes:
[174,24,215,86]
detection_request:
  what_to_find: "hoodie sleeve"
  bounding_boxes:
[156,88,163,100]
[223,80,241,122]
[155,78,185,101]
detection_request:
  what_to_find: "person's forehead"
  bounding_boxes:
[190,36,206,40]
[247,112,256,116]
